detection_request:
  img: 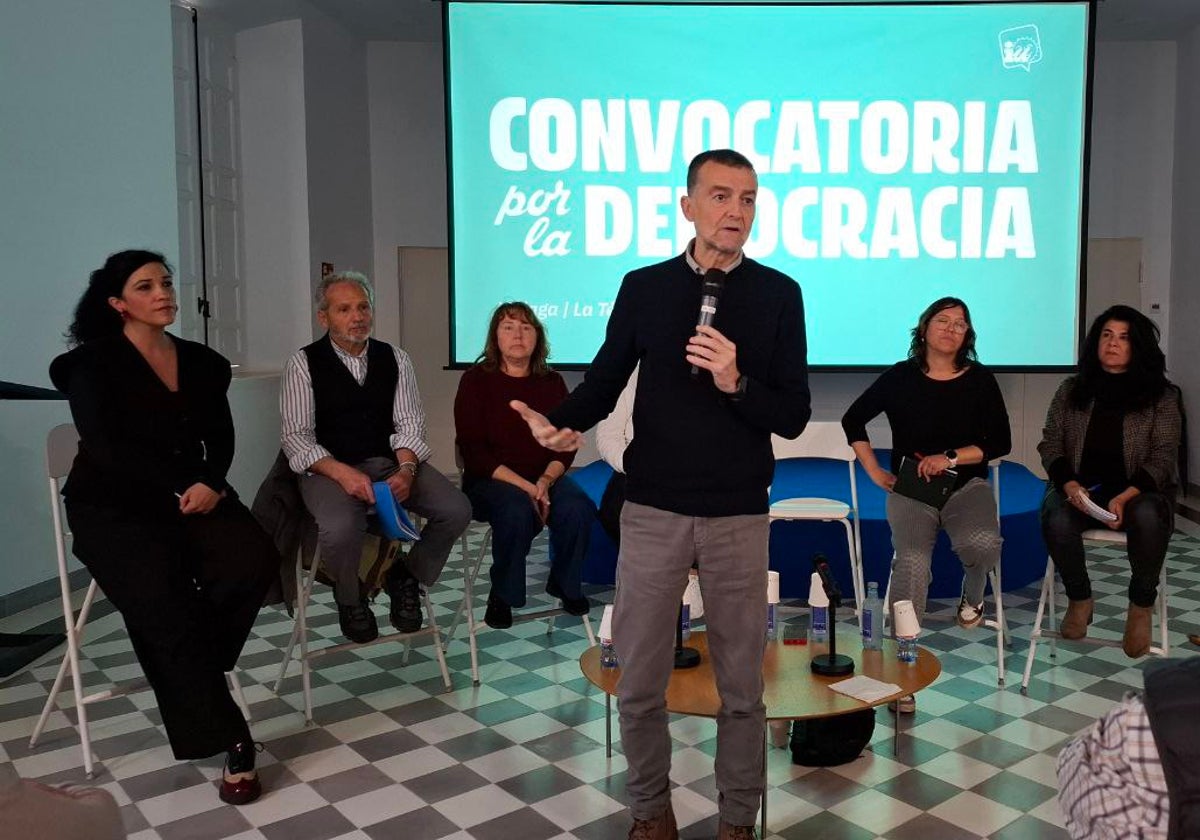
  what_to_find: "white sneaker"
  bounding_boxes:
[956,595,985,629]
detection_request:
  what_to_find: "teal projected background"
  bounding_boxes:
[446,1,1090,367]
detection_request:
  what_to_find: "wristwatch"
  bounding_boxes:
[943,449,958,468]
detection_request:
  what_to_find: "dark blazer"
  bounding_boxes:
[49,333,235,507]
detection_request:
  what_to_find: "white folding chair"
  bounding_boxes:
[29,424,249,777]
[1021,529,1169,693]
[769,422,865,615]
[883,462,1010,685]
[442,449,595,686]
[274,518,452,726]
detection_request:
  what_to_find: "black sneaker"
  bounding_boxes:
[546,578,591,616]
[338,600,379,643]
[386,567,423,633]
[484,593,513,629]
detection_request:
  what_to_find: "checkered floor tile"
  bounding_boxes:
[3,520,1199,839]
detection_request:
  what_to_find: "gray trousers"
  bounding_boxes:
[614,501,769,826]
[886,477,1001,618]
[299,456,472,605]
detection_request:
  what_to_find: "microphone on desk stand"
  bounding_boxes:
[810,553,855,677]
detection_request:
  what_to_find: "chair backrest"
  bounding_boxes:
[46,424,80,482]
[771,421,854,463]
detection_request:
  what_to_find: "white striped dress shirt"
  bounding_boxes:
[280,340,432,474]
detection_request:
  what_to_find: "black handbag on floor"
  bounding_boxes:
[789,709,876,766]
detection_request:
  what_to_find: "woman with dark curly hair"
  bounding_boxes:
[842,297,1011,713]
[1039,305,1183,657]
[49,250,278,804]
[453,302,595,629]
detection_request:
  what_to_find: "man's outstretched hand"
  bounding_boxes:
[510,400,584,452]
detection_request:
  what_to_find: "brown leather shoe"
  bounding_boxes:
[1123,603,1154,657]
[717,819,758,839]
[1060,597,1093,640]
[628,805,678,840]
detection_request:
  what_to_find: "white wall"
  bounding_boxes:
[368,41,449,348]
[1088,41,1178,349]
[0,0,180,602]
[1170,26,1200,484]
[238,19,313,371]
[302,11,375,333]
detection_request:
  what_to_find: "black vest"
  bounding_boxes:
[1143,657,1200,840]
[303,335,398,465]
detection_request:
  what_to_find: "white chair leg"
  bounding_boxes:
[227,670,250,721]
[581,614,597,646]
[1158,563,1169,656]
[987,567,1005,686]
[424,589,452,690]
[31,579,100,749]
[839,519,863,619]
[274,548,315,692]
[1021,562,1054,693]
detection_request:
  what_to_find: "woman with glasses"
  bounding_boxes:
[841,297,1010,713]
[1039,305,1182,658]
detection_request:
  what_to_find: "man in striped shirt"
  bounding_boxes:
[280,272,470,643]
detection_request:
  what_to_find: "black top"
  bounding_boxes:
[841,359,1012,490]
[303,335,398,465]
[49,334,236,508]
[547,253,811,517]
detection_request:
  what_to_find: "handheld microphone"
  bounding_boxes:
[690,268,726,377]
[812,553,842,603]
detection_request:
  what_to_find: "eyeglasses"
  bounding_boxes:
[930,316,970,334]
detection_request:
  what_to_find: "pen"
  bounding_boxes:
[1085,484,1101,493]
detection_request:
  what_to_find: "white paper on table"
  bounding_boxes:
[1079,495,1118,523]
[828,675,904,704]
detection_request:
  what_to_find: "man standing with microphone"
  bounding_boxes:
[513,149,810,839]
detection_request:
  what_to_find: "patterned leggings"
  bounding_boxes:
[885,478,1002,618]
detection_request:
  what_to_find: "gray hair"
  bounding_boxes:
[316,271,375,311]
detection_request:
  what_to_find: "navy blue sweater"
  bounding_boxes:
[547,254,811,517]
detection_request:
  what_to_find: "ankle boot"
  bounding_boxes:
[1123,603,1154,658]
[1060,597,1093,640]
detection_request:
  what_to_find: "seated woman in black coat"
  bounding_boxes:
[1039,305,1183,657]
[49,250,279,805]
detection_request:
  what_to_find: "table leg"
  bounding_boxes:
[606,694,612,758]
[760,726,768,838]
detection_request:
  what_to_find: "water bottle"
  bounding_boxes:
[808,571,829,644]
[600,639,619,669]
[766,603,778,641]
[861,582,883,651]
[680,603,691,641]
[897,636,918,664]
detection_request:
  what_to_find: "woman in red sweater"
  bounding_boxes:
[454,302,595,628]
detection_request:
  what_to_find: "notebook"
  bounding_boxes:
[892,456,957,510]
[371,482,422,541]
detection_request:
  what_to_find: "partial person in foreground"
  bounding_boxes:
[512,149,811,840]
[841,296,1010,714]
[280,272,470,644]
[1057,655,1200,839]
[454,302,595,629]
[1038,305,1183,657]
[49,250,279,805]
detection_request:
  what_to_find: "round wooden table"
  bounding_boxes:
[580,628,942,834]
